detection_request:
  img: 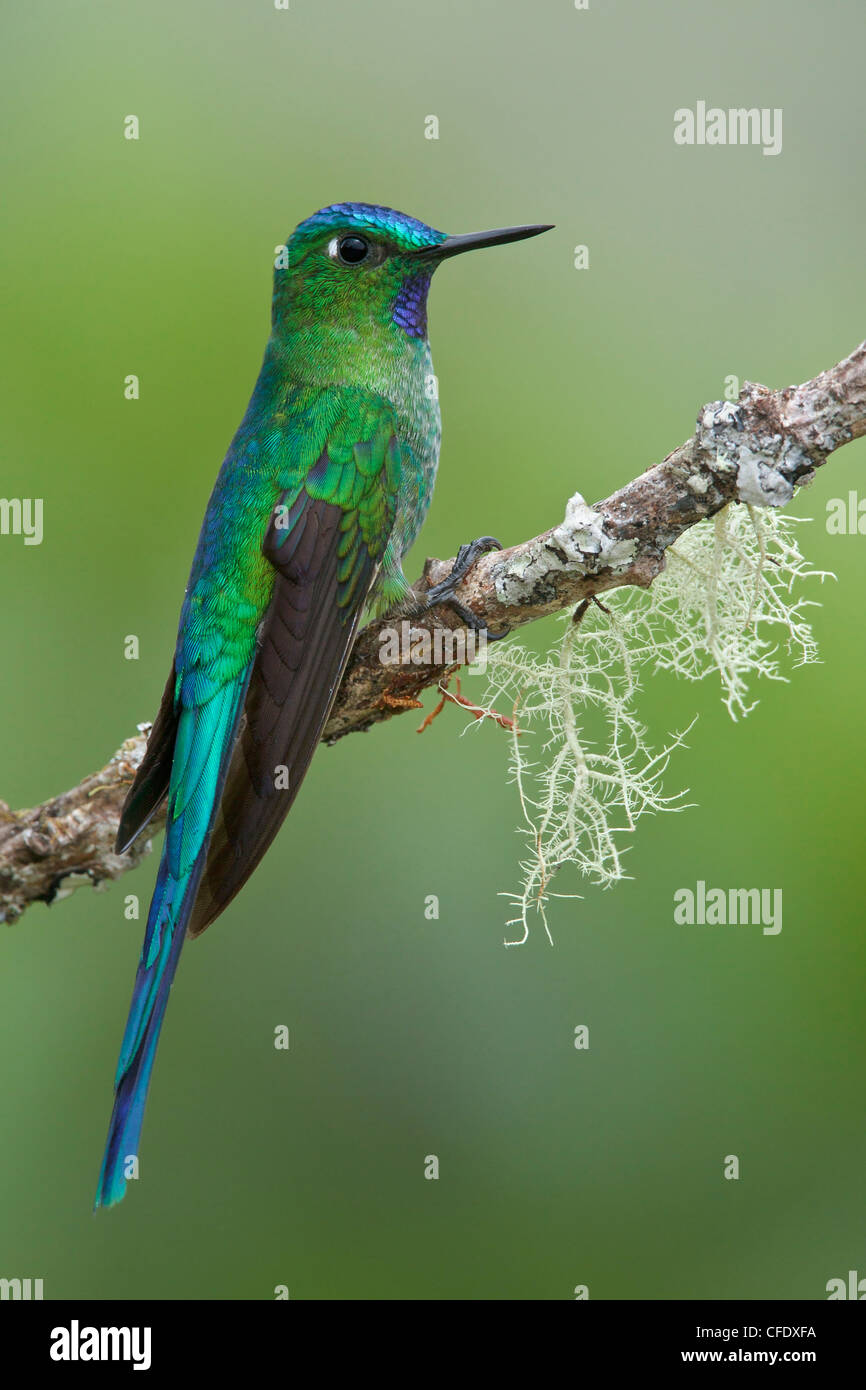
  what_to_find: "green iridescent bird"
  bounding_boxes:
[95,203,552,1208]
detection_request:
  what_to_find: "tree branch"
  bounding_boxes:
[3,341,864,922]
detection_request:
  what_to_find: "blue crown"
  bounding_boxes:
[292,203,447,252]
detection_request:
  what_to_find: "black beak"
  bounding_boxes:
[415,223,554,261]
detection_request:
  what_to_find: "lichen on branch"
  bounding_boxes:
[479,505,831,944]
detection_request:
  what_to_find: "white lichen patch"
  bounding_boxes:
[494,492,637,606]
[697,400,814,508]
[475,504,830,945]
[736,446,795,508]
[686,472,710,495]
[702,402,743,431]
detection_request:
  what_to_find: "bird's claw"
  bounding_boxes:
[422,535,511,641]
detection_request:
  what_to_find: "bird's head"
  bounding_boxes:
[272,203,552,342]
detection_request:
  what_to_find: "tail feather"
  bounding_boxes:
[95,864,196,1208]
[94,670,251,1209]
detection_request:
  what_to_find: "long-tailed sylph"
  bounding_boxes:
[95,203,551,1207]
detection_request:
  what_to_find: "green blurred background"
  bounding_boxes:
[1,0,864,1300]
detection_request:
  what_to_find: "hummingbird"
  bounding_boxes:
[95,203,552,1208]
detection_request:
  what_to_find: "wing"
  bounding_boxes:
[187,420,403,936]
[115,666,180,854]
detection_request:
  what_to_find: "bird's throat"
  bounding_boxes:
[392,270,433,339]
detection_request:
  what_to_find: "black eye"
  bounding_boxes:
[337,234,370,264]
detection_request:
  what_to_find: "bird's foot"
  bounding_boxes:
[419,535,510,641]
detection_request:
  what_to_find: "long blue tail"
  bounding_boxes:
[94,860,200,1208]
[94,674,248,1209]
